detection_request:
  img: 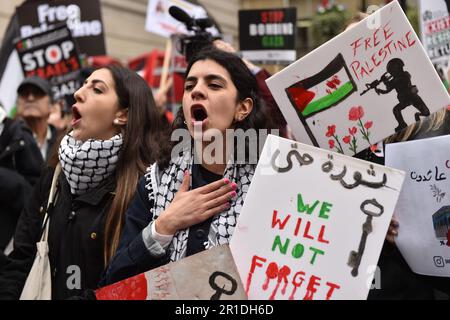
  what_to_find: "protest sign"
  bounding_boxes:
[230,134,405,299]
[419,0,450,84]
[419,0,450,64]
[16,0,105,56]
[239,8,296,63]
[15,25,82,101]
[96,245,246,300]
[266,1,450,156]
[385,134,450,277]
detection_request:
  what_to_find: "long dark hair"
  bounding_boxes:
[103,65,168,264]
[158,47,275,168]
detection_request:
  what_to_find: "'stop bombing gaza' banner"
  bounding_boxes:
[266,1,450,156]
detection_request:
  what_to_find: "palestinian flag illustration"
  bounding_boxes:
[286,53,357,118]
[15,39,33,51]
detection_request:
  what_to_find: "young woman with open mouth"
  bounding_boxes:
[101,48,275,286]
[0,65,166,299]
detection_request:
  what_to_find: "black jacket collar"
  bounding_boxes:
[58,172,116,206]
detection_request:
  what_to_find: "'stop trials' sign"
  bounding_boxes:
[239,8,297,63]
[266,1,450,156]
[16,0,105,56]
[16,25,82,101]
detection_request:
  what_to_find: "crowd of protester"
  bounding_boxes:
[0,11,448,300]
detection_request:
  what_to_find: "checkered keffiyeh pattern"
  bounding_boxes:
[144,148,255,262]
[58,132,123,195]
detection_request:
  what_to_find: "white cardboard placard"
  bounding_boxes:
[266,1,450,156]
[230,134,405,300]
[385,134,450,277]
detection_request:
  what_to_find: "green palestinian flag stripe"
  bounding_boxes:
[8,105,17,118]
[302,81,354,117]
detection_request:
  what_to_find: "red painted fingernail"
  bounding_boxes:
[223,178,230,184]
[231,183,237,189]
[230,191,237,198]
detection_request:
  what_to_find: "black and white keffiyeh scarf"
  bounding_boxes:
[144,147,255,262]
[58,132,123,195]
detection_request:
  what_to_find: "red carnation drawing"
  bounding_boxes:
[325,124,344,154]
[328,139,335,149]
[326,125,336,137]
[325,105,374,155]
[348,106,364,121]
[349,106,373,151]
[343,135,351,144]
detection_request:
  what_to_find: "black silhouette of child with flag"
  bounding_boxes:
[375,58,430,132]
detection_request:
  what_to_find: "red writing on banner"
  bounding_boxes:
[261,10,284,23]
[245,255,341,300]
[25,56,79,79]
[425,16,450,35]
[349,21,417,81]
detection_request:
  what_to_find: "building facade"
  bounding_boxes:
[0,0,240,63]
[1,0,418,63]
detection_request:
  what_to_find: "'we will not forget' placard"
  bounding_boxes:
[230,135,405,300]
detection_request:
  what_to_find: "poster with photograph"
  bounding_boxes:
[385,134,450,277]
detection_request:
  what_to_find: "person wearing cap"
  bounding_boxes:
[16,76,57,162]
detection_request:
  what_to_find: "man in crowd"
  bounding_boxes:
[16,76,57,162]
[0,102,43,269]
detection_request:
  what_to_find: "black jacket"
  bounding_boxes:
[99,176,168,287]
[0,118,43,253]
[101,164,221,286]
[0,166,116,300]
[0,118,44,185]
[42,124,58,163]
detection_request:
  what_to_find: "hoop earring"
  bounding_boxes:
[183,120,187,125]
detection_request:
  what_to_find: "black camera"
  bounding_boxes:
[169,6,220,61]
